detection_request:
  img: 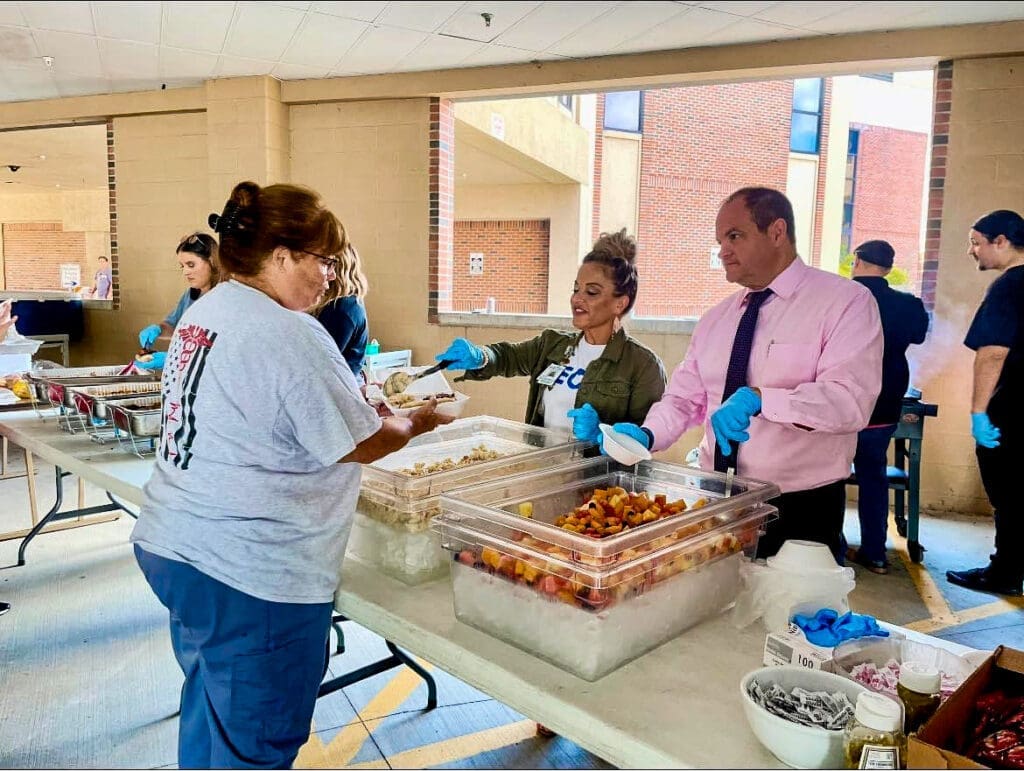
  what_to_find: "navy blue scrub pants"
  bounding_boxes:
[135,545,333,769]
[853,423,899,564]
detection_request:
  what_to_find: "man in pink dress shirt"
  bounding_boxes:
[607,188,883,559]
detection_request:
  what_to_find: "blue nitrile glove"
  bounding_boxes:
[135,351,166,371]
[138,324,162,349]
[710,386,762,458]
[597,422,652,456]
[793,609,889,647]
[567,403,600,443]
[971,412,1001,449]
[436,337,485,371]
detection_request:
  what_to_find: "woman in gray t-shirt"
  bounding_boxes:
[131,181,450,770]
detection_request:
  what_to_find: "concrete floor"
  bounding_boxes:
[0,447,1022,769]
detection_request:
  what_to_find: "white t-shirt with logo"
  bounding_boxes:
[541,339,605,431]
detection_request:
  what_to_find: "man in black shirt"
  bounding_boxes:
[948,210,1024,597]
[846,241,929,574]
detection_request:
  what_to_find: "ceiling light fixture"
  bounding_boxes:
[38,154,46,161]
[42,55,54,68]
[481,12,493,27]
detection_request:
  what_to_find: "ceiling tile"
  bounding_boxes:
[312,2,389,22]
[225,3,306,59]
[0,24,40,63]
[457,42,549,67]
[0,4,26,26]
[159,47,220,79]
[271,61,330,79]
[19,0,95,34]
[55,75,112,98]
[215,54,277,77]
[280,12,367,68]
[93,1,162,44]
[753,1,864,27]
[549,2,688,57]
[375,1,466,32]
[704,17,806,44]
[896,1,1024,27]
[496,1,619,51]
[271,1,313,8]
[162,2,236,53]
[804,2,933,33]
[395,33,484,72]
[99,39,159,77]
[0,63,58,101]
[439,2,542,43]
[107,75,166,94]
[697,1,780,16]
[613,6,738,53]
[336,24,427,73]
[32,30,104,77]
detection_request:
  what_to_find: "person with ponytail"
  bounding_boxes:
[130,181,452,769]
[947,209,1024,597]
[135,232,219,370]
[434,228,666,437]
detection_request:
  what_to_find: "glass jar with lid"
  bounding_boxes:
[844,691,906,769]
[897,661,941,734]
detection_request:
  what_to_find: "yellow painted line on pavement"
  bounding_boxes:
[295,721,375,769]
[344,760,390,769]
[381,719,537,769]
[355,657,435,722]
[892,530,953,625]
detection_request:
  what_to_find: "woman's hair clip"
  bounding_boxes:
[209,200,242,235]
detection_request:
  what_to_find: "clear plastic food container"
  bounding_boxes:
[433,457,779,680]
[347,417,589,585]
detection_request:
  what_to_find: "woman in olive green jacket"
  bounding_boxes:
[435,230,666,442]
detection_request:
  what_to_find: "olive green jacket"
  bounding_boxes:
[458,328,667,428]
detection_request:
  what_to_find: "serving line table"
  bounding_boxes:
[0,408,147,561]
[0,410,979,768]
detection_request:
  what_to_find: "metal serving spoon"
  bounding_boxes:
[381,360,454,397]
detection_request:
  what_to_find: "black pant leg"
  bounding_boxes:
[756,480,847,560]
[976,422,1023,581]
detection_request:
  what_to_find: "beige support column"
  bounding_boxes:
[205,76,290,213]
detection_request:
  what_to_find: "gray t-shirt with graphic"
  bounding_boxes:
[131,280,381,604]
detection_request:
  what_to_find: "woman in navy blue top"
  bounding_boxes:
[311,244,369,378]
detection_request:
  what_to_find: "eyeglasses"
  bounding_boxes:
[302,250,340,271]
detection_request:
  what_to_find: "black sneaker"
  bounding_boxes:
[0,601,9,616]
[946,567,1023,597]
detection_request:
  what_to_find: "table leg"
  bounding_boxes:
[25,449,39,526]
[16,465,128,567]
[907,438,924,563]
[318,615,437,710]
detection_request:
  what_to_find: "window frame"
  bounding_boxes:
[789,78,824,155]
[603,90,644,134]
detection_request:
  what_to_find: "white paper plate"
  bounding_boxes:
[599,423,652,465]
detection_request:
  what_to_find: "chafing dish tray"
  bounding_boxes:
[71,384,162,420]
[111,403,161,437]
[30,375,157,405]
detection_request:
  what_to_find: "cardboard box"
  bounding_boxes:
[909,645,1024,769]
[763,623,836,671]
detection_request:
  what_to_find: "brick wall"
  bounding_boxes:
[850,124,928,293]
[922,61,952,312]
[3,222,87,290]
[592,94,605,243]
[452,219,549,313]
[633,81,793,318]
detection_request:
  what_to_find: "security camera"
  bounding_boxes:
[7,165,19,172]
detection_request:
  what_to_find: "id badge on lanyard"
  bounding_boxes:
[537,363,563,387]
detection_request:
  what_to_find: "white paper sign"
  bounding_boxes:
[469,252,484,275]
[60,263,81,288]
[709,247,722,270]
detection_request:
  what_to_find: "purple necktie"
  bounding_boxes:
[714,288,772,473]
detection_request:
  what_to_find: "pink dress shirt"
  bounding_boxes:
[644,258,882,493]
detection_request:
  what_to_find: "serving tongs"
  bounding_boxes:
[382,360,454,397]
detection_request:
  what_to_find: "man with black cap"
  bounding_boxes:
[847,240,929,573]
